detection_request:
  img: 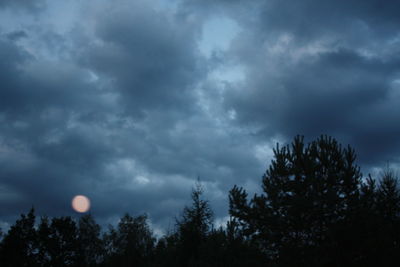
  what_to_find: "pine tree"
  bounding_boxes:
[229,135,363,266]
[176,181,213,266]
[375,167,400,265]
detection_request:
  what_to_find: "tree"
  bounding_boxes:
[348,167,400,266]
[36,216,52,267]
[377,167,400,220]
[176,181,213,266]
[152,232,180,267]
[229,135,363,266]
[77,214,104,266]
[374,167,400,265]
[0,207,38,267]
[222,217,266,267]
[103,213,155,267]
[47,216,79,267]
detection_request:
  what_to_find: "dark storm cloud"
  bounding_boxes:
[0,0,264,231]
[0,35,115,218]
[258,0,400,38]
[81,3,205,118]
[2,0,400,232]
[0,39,29,114]
[226,48,400,162]
[216,0,400,167]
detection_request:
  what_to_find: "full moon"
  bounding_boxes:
[72,195,91,213]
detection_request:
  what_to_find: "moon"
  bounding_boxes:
[72,195,91,213]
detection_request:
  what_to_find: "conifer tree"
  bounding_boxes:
[229,135,363,266]
[177,181,213,266]
[375,168,400,265]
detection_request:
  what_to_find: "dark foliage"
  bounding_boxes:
[77,214,104,266]
[102,213,155,267]
[0,208,37,267]
[153,181,264,267]
[229,135,400,267]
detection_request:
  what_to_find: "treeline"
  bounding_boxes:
[1,135,400,267]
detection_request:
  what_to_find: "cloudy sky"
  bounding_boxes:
[1,0,400,233]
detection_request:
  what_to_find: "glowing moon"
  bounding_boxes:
[72,195,91,213]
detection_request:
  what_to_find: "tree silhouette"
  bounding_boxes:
[47,216,79,267]
[374,167,400,265]
[229,135,365,266]
[176,181,213,266]
[152,231,180,267]
[77,214,104,266]
[222,217,266,266]
[36,216,52,267]
[103,213,155,267]
[0,207,38,267]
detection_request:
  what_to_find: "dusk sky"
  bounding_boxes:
[1,0,400,234]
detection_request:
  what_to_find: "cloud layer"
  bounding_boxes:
[1,0,400,231]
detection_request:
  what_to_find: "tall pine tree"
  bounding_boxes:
[229,135,363,266]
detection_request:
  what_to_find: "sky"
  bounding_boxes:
[1,0,400,234]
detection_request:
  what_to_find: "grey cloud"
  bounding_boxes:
[200,0,400,38]
[3,0,400,233]
[221,0,400,167]
[6,30,28,41]
[226,47,400,164]
[258,0,400,38]
[0,37,93,116]
[188,0,400,51]
[81,3,206,118]
[0,0,45,11]
[0,35,116,218]
[0,0,257,230]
